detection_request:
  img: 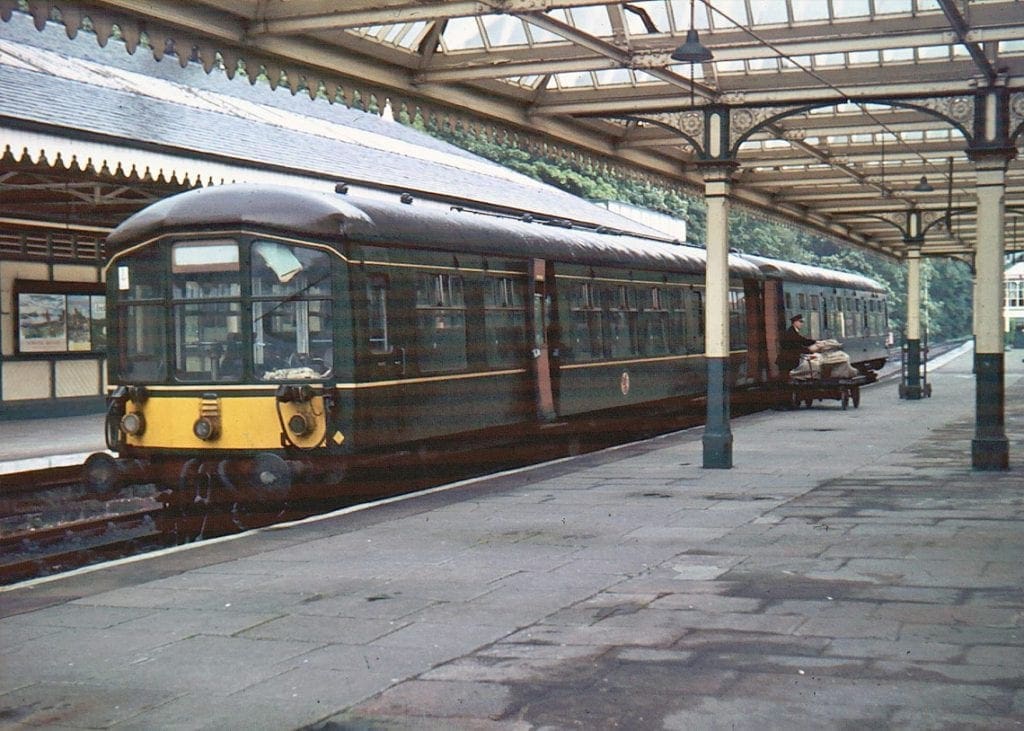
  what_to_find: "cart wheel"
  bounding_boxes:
[841,391,849,410]
[852,387,860,408]
[804,397,813,408]
[790,391,799,410]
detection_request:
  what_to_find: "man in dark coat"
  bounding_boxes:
[778,313,816,376]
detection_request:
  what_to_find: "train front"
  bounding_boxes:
[84,232,345,506]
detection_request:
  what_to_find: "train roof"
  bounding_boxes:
[740,253,887,294]
[107,183,765,279]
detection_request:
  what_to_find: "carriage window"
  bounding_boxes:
[729,289,747,348]
[120,304,167,381]
[251,241,333,380]
[116,253,164,301]
[606,285,639,358]
[484,276,526,368]
[170,240,243,381]
[415,272,466,373]
[687,289,705,354]
[641,287,669,356]
[569,281,603,361]
[367,275,391,355]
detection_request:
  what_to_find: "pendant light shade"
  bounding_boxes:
[913,175,935,193]
[671,28,713,63]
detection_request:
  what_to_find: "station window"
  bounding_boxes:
[484,276,526,368]
[1006,280,1024,308]
[415,271,467,373]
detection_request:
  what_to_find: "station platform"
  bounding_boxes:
[1,344,1022,729]
[0,413,107,476]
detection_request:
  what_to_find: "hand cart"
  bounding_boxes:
[786,373,868,411]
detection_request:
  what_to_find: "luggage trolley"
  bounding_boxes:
[787,372,868,411]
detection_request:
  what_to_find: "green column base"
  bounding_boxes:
[972,352,1008,471]
[703,357,733,469]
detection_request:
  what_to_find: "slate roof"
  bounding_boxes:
[0,12,669,237]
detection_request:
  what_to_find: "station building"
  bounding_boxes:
[1007,261,1024,348]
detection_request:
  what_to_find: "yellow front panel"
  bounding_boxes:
[124,393,327,450]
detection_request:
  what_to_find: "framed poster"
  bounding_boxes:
[18,292,68,353]
[14,280,105,355]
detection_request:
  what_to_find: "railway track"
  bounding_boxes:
[0,507,163,584]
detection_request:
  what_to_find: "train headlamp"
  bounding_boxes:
[120,412,146,437]
[288,413,311,437]
[193,416,219,441]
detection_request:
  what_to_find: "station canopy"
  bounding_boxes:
[5,0,1024,261]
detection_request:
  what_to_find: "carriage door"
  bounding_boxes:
[762,278,785,379]
[529,259,557,422]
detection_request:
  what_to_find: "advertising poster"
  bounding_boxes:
[18,293,67,353]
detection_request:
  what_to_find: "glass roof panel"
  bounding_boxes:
[527,22,564,44]
[443,17,485,51]
[917,45,951,60]
[814,53,846,67]
[482,16,529,47]
[781,55,812,69]
[750,3,788,25]
[710,0,749,30]
[882,47,915,62]
[667,0,711,30]
[669,62,706,79]
[833,0,871,18]
[1001,40,1024,54]
[792,2,830,21]
[595,68,634,86]
[748,57,780,71]
[566,6,614,37]
[506,75,541,89]
[632,69,666,84]
[849,50,880,65]
[874,0,914,13]
[624,1,671,35]
[553,71,595,88]
[715,59,745,73]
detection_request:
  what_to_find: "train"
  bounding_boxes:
[84,182,889,506]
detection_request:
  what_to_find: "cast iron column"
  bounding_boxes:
[903,243,924,399]
[701,162,736,469]
[970,155,1009,469]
